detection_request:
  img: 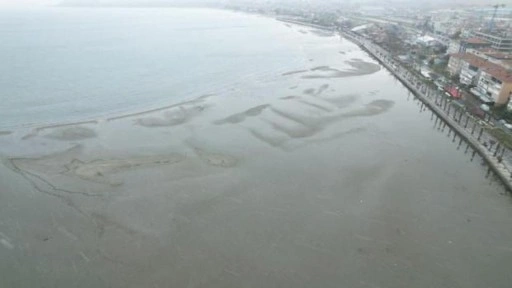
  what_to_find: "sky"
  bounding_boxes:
[1,0,511,8]
[0,0,56,7]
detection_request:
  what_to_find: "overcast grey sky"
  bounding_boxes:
[0,0,56,7]
[1,0,511,8]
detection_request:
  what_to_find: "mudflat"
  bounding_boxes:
[1,76,512,288]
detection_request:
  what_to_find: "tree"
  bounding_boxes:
[451,30,462,40]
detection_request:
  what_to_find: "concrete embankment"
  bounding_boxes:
[343,32,512,192]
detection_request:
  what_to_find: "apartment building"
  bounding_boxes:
[447,52,464,76]
[476,69,512,105]
[459,59,480,85]
[449,53,512,105]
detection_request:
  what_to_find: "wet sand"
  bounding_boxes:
[1,27,512,288]
[281,61,381,80]
[43,127,97,141]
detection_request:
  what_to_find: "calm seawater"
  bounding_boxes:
[0,8,307,129]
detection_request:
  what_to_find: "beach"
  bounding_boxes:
[1,8,512,288]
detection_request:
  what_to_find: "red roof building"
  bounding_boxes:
[448,53,512,105]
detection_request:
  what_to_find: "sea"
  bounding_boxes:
[0,7,315,129]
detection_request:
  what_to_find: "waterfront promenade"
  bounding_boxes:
[343,31,512,192]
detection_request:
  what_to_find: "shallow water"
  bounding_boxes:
[0,7,325,129]
[1,7,512,288]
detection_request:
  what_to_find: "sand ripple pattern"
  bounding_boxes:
[281,60,380,80]
[65,154,186,185]
[136,105,207,128]
[213,84,394,149]
[213,105,270,125]
[10,147,187,189]
[186,140,239,168]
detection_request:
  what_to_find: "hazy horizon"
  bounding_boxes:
[1,0,512,8]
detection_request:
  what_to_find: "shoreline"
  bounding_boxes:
[0,94,216,134]
[342,31,512,192]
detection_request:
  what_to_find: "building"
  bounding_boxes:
[447,38,492,54]
[416,35,438,46]
[459,57,480,86]
[447,53,464,75]
[465,49,512,68]
[460,38,492,52]
[428,32,451,46]
[477,69,512,105]
[449,53,512,105]
[472,31,512,52]
[447,41,461,55]
[432,20,458,37]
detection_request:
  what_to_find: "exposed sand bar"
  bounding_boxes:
[281,62,381,80]
[34,120,99,132]
[107,94,213,122]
